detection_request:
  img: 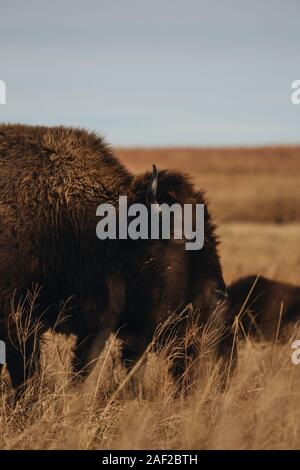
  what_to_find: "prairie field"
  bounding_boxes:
[1,146,300,450]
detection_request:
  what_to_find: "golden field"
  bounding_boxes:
[118,146,300,224]
[1,146,300,450]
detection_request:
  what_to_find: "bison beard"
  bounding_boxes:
[0,124,235,398]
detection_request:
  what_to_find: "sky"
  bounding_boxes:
[0,0,300,146]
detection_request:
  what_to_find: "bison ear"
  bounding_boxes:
[146,164,159,206]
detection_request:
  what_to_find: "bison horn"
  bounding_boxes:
[146,164,159,205]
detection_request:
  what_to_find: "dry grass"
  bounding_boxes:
[1,146,300,449]
[1,324,300,450]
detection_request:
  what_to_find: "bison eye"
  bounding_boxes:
[214,289,228,301]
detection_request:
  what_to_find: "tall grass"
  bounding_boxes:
[1,300,300,450]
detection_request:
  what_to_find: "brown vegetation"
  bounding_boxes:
[1,146,300,449]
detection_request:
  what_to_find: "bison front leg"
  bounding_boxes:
[71,275,126,382]
[117,331,152,395]
[119,332,150,372]
[71,328,112,382]
[6,335,41,400]
[155,324,198,394]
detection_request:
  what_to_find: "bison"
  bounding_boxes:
[228,275,300,340]
[0,124,234,397]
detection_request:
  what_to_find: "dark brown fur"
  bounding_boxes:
[0,124,234,396]
[228,275,300,340]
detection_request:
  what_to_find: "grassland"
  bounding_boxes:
[118,146,300,224]
[1,146,300,449]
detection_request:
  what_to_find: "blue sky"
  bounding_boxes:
[0,0,299,146]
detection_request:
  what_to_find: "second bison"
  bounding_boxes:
[228,275,300,340]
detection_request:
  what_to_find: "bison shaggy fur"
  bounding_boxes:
[0,124,234,396]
